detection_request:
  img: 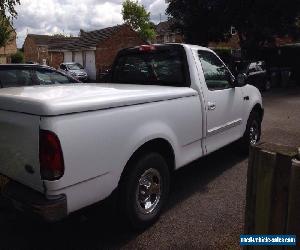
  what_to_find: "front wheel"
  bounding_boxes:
[239,112,262,154]
[118,152,170,230]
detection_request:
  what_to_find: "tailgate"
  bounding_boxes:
[0,110,43,192]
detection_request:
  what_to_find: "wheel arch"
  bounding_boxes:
[118,138,175,185]
[251,103,264,122]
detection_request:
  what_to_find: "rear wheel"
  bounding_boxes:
[119,152,170,230]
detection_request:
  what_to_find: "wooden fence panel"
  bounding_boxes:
[244,142,298,250]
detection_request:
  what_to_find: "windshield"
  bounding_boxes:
[111,47,190,87]
[67,63,84,70]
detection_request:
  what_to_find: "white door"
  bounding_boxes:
[197,50,245,154]
[74,52,83,65]
[64,52,72,62]
[84,51,96,80]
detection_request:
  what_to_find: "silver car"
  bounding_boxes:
[59,62,89,82]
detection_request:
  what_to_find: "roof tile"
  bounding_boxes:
[27,25,128,51]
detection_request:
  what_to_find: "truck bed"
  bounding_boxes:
[0,84,197,116]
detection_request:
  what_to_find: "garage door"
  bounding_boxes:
[74,52,83,65]
[64,52,72,62]
[85,51,96,80]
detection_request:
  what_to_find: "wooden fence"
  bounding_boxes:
[245,142,300,249]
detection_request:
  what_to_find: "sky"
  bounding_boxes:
[14,0,169,48]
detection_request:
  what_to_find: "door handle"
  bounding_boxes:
[208,102,216,111]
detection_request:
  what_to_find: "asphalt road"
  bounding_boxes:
[0,87,299,250]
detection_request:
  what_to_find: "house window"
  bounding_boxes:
[164,35,168,43]
[40,46,47,53]
[172,34,176,43]
[0,56,7,64]
[231,26,237,36]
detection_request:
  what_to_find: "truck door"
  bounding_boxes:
[196,50,246,154]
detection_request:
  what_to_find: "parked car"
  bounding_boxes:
[235,61,271,91]
[0,64,81,88]
[59,62,89,82]
[0,44,263,229]
[99,69,111,83]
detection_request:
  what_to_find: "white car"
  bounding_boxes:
[0,44,263,229]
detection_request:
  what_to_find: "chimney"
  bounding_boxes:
[79,29,85,37]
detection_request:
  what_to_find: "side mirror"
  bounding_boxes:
[234,73,247,87]
[226,70,236,86]
[235,73,247,87]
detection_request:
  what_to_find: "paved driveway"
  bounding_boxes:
[0,87,299,250]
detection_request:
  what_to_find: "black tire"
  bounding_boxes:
[118,152,170,230]
[239,111,262,154]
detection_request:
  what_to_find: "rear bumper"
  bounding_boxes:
[2,181,67,222]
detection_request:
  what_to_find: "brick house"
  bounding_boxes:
[208,32,242,59]
[153,20,184,44]
[208,35,240,50]
[24,24,145,80]
[0,29,17,64]
[23,35,78,67]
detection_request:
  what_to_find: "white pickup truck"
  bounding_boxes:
[0,44,263,229]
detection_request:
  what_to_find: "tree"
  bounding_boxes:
[167,0,229,46]
[0,16,12,47]
[11,50,24,63]
[167,0,300,55]
[0,0,20,47]
[0,0,20,19]
[122,0,155,41]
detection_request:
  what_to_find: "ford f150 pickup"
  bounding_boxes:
[0,44,263,229]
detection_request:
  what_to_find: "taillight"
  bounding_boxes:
[39,130,65,181]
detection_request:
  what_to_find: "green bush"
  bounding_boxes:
[213,48,233,64]
[11,51,24,63]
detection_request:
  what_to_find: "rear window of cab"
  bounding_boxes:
[111,45,191,87]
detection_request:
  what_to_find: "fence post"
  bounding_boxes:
[286,155,300,241]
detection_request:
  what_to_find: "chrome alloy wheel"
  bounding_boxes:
[249,120,259,145]
[136,168,162,215]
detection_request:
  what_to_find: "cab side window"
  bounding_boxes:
[198,50,232,90]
